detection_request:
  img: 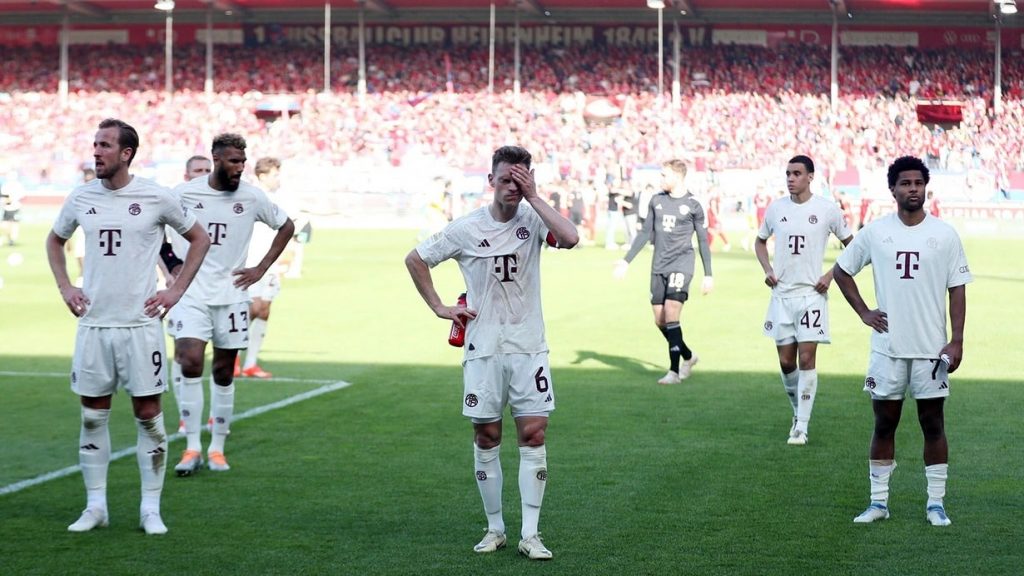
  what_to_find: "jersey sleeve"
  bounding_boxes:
[756,203,774,240]
[52,190,80,239]
[829,202,853,241]
[945,229,973,289]
[160,188,197,235]
[416,221,463,268]
[254,188,289,230]
[835,225,871,276]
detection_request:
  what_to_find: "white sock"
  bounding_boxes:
[208,381,234,454]
[179,376,204,452]
[781,370,799,415]
[869,459,896,504]
[243,319,267,370]
[135,412,166,513]
[171,360,184,421]
[518,445,547,539]
[794,369,818,434]
[473,444,504,533]
[79,407,111,512]
[925,463,948,507]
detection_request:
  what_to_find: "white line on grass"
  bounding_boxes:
[0,378,351,496]
[0,370,338,385]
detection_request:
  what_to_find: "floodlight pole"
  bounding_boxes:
[830,10,838,116]
[994,18,1003,117]
[164,7,174,95]
[323,1,332,94]
[657,6,664,99]
[205,8,213,96]
[357,7,366,104]
[59,12,69,108]
[672,17,680,109]
[488,3,495,95]
[514,6,521,104]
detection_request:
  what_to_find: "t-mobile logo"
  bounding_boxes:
[493,254,518,282]
[98,228,122,256]
[896,250,920,279]
[788,235,806,255]
[208,222,228,245]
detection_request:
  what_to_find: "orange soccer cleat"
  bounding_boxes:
[240,365,272,379]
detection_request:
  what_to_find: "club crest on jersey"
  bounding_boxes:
[476,471,488,481]
[927,237,939,249]
[808,215,818,224]
[233,202,244,214]
[679,205,691,216]
[128,203,142,216]
[465,394,479,407]
[865,377,876,390]
[516,227,530,240]
[764,321,773,331]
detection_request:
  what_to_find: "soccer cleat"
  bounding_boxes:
[177,419,186,434]
[679,354,700,379]
[241,365,272,378]
[233,357,241,377]
[140,511,168,535]
[788,417,798,439]
[517,534,552,560]
[473,529,507,553]
[853,502,890,523]
[174,449,203,477]
[657,370,682,385]
[207,451,231,472]
[67,508,109,532]
[787,430,808,446]
[926,504,952,526]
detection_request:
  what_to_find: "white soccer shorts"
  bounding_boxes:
[863,351,951,401]
[248,272,281,302]
[462,352,555,421]
[71,322,169,398]
[166,296,250,350]
[762,292,831,345]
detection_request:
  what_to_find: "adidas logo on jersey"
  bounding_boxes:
[883,236,894,244]
[780,217,788,222]
[478,239,491,248]
[544,394,552,402]
[86,207,97,215]
[194,202,204,209]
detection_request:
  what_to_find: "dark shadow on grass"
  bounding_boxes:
[570,350,662,373]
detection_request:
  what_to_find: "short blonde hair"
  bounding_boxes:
[662,159,687,178]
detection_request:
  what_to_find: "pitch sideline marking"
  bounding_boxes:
[0,376,351,496]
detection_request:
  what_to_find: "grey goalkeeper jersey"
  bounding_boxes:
[624,191,712,276]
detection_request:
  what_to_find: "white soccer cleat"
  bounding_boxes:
[788,417,798,439]
[787,430,808,446]
[67,508,108,532]
[657,370,682,385]
[679,354,700,379]
[174,449,203,477]
[853,502,890,523]
[140,511,168,535]
[207,451,231,472]
[517,534,552,560]
[926,504,952,527]
[473,529,507,553]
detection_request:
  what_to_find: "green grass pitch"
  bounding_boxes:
[0,222,1022,575]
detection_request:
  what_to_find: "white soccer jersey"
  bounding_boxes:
[836,213,972,358]
[247,188,299,268]
[170,178,288,306]
[416,202,550,361]
[52,176,195,327]
[758,195,851,298]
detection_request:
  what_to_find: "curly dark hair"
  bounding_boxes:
[211,133,247,155]
[887,156,929,188]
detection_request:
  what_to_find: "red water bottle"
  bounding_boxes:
[448,292,467,347]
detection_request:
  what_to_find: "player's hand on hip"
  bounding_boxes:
[439,304,477,329]
[613,259,629,280]
[702,276,714,295]
[145,290,181,319]
[860,309,888,333]
[232,266,264,290]
[814,274,832,293]
[60,286,90,317]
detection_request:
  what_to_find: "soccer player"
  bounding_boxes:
[45,118,211,535]
[168,135,294,476]
[236,157,300,378]
[754,155,853,446]
[169,155,212,432]
[833,155,971,527]
[614,159,713,385]
[405,145,578,560]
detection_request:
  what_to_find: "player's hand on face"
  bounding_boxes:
[613,259,629,280]
[61,286,90,317]
[231,267,264,290]
[511,165,538,200]
[860,309,888,333]
[144,290,179,319]
[702,276,714,295]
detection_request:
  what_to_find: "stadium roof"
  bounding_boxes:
[0,0,1016,27]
